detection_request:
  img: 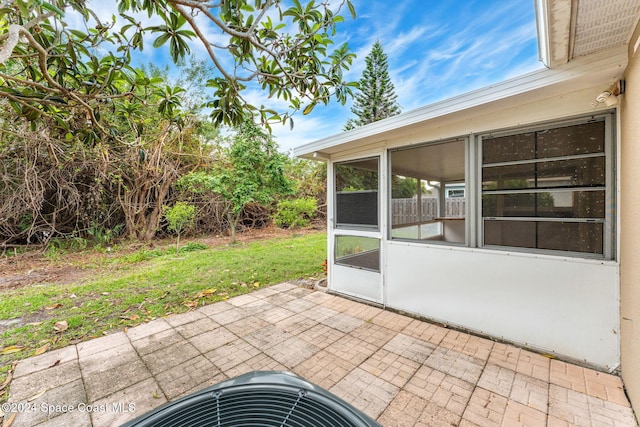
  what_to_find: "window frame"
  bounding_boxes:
[333,156,381,231]
[334,235,381,272]
[477,114,615,259]
[387,137,470,246]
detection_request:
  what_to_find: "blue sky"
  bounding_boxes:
[270,0,545,153]
[88,0,544,153]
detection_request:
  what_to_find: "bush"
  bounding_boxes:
[163,202,196,254]
[44,235,88,260]
[180,242,208,253]
[164,202,196,236]
[273,198,317,228]
[88,222,124,247]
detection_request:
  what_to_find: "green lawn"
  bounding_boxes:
[0,231,327,401]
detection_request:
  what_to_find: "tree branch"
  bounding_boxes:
[170,4,236,83]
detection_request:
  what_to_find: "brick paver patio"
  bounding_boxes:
[4,282,638,426]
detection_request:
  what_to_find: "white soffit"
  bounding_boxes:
[572,0,640,58]
[541,0,640,67]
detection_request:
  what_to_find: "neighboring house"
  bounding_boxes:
[294,0,640,414]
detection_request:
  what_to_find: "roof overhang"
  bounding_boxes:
[295,47,627,160]
[534,0,570,68]
[535,0,640,68]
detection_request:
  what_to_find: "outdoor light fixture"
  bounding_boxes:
[594,80,625,107]
[596,90,617,106]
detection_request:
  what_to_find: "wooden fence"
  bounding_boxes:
[392,198,465,226]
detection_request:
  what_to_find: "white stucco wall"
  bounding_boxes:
[620,22,640,413]
[385,242,620,369]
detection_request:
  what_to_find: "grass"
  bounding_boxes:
[0,231,327,403]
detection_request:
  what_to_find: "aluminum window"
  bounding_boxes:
[389,139,466,244]
[335,235,380,272]
[334,157,380,230]
[480,118,613,257]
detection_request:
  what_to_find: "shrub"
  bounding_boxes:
[163,202,196,254]
[180,242,208,253]
[273,198,317,228]
[87,222,124,247]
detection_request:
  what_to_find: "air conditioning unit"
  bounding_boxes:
[121,371,382,427]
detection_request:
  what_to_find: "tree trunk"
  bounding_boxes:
[227,211,239,244]
[117,134,179,241]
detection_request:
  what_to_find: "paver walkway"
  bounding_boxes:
[4,282,638,426]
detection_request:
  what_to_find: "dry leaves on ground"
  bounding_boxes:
[53,320,68,333]
[0,346,24,356]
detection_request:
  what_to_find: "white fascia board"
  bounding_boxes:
[294,47,627,159]
[536,0,573,68]
[535,0,552,68]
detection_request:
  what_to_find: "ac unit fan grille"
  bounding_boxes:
[121,371,381,427]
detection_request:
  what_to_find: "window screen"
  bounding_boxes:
[481,120,609,256]
[334,158,379,229]
[390,140,466,244]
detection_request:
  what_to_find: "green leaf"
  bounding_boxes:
[152,33,171,48]
[67,41,77,63]
[69,29,88,39]
[40,2,65,17]
[15,0,29,17]
[346,0,357,19]
[303,102,316,115]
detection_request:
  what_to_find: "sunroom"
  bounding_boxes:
[295,47,625,371]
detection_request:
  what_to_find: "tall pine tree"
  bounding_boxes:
[345,40,401,130]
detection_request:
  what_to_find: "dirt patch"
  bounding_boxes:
[0,265,89,292]
[0,226,321,292]
[0,312,53,335]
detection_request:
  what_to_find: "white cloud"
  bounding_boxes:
[387,2,542,112]
[240,86,351,152]
[273,112,343,153]
[386,26,432,54]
